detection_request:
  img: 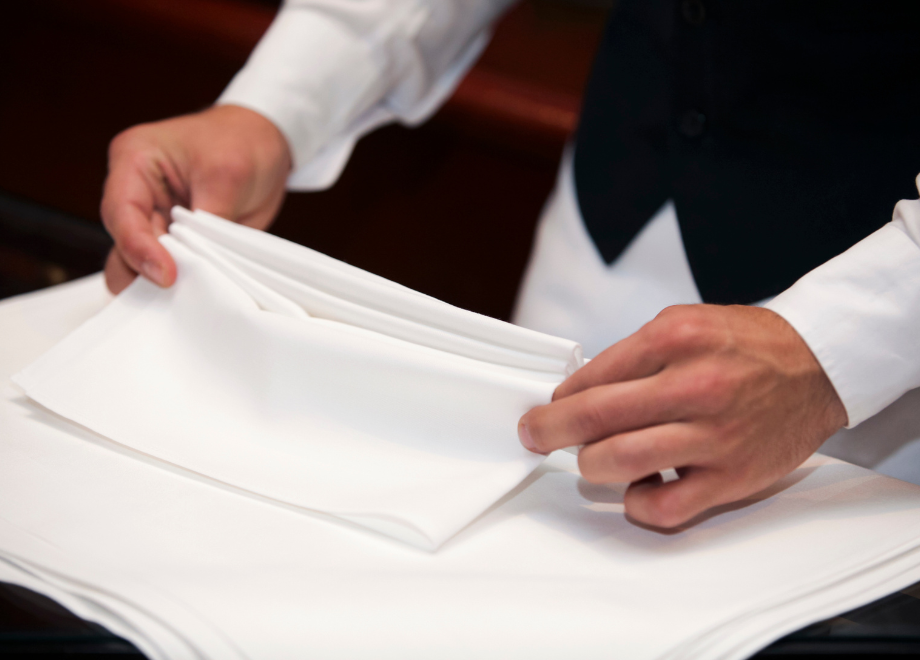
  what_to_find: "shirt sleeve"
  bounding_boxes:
[217,0,513,190]
[766,174,920,428]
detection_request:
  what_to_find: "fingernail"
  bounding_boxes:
[518,421,537,452]
[141,260,165,286]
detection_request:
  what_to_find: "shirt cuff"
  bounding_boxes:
[217,7,384,181]
[219,3,491,191]
[284,28,489,190]
[766,214,920,428]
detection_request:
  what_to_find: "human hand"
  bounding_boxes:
[518,305,847,528]
[100,105,292,293]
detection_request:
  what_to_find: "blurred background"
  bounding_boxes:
[0,0,610,320]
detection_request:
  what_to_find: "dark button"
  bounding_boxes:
[681,0,706,26]
[679,110,706,138]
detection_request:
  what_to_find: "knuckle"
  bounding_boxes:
[207,152,253,186]
[108,125,149,160]
[107,129,133,158]
[639,314,671,351]
[575,395,610,442]
[647,306,712,353]
[125,146,170,180]
[655,304,685,321]
[579,433,652,484]
[644,491,690,528]
[695,366,728,397]
[119,232,149,262]
[732,462,761,488]
[682,364,737,415]
[608,434,647,475]
[670,315,711,349]
[710,416,745,446]
[577,451,608,484]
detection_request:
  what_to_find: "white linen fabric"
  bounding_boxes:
[13,207,582,550]
[221,0,920,450]
[4,277,920,660]
[218,0,512,188]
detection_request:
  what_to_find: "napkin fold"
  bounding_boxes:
[6,273,920,660]
[13,207,583,550]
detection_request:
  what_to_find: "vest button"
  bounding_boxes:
[679,110,706,137]
[681,0,706,26]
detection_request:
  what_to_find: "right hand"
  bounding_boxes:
[100,105,292,293]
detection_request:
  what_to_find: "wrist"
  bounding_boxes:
[765,307,848,434]
[208,104,292,175]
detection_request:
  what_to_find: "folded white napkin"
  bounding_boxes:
[13,207,582,550]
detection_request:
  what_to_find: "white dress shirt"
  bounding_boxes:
[218,0,920,438]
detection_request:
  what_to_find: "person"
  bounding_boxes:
[100,0,920,529]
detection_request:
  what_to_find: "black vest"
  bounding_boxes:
[573,0,920,304]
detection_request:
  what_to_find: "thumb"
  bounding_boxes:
[100,166,177,288]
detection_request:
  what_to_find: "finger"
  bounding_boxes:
[555,331,664,401]
[577,422,704,484]
[104,248,138,294]
[101,166,176,288]
[519,373,685,453]
[624,467,742,528]
[555,305,725,401]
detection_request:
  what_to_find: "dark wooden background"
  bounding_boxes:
[0,0,608,319]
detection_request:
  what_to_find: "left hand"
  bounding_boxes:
[517,304,847,528]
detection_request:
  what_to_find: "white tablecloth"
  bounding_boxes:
[3,273,920,660]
